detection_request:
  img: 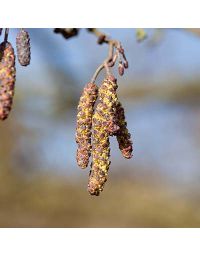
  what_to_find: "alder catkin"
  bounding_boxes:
[76,83,98,169]
[116,101,133,159]
[88,76,119,195]
[16,29,31,66]
[0,42,16,120]
[98,76,119,135]
[88,102,110,196]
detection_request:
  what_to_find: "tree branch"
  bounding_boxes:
[88,28,128,83]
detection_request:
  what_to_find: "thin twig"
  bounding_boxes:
[90,63,105,84]
[90,42,115,83]
[88,29,128,83]
[4,28,9,43]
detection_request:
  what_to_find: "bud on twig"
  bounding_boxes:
[107,60,114,67]
[123,60,128,69]
[118,64,124,76]
[118,46,124,54]
[97,34,106,44]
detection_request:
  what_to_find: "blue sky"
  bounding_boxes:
[8,28,200,85]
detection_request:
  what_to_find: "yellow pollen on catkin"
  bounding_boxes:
[115,101,133,159]
[0,42,16,120]
[88,76,119,196]
[75,82,98,169]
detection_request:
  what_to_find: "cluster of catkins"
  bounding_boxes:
[0,28,31,120]
[76,75,133,196]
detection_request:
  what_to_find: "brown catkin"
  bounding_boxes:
[88,102,110,196]
[98,76,119,135]
[88,76,119,195]
[0,42,16,120]
[116,101,133,159]
[16,29,31,66]
[76,83,98,169]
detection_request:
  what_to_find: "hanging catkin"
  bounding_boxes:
[88,102,111,195]
[16,29,31,66]
[98,76,119,135]
[115,101,133,159]
[76,83,98,169]
[88,76,119,195]
[0,42,16,120]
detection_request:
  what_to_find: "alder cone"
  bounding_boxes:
[16,29,31,66]
[0,42,16,120]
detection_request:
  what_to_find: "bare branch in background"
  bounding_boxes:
[183,28,200,37]
[54,28,80,39]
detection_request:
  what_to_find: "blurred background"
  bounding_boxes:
[1,28,200,227]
